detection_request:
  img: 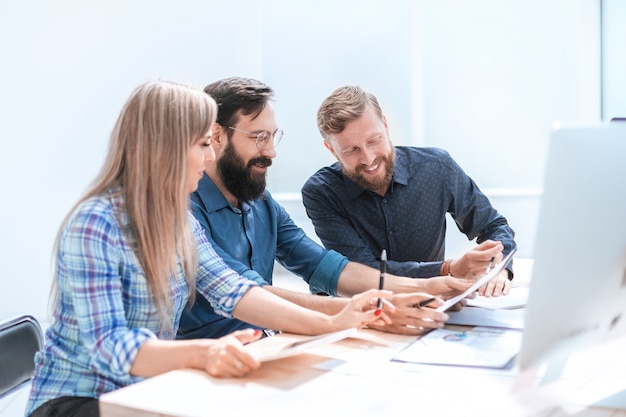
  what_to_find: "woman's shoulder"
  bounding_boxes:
[66,188,124,233]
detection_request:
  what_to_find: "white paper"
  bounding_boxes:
[393,327,522,368]
[467,286,529,310]
[437,249,517,312]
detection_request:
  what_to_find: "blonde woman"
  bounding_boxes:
[26,80,392,417]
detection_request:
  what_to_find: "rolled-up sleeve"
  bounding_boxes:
[108,328,157,374]
[307,250,349,296]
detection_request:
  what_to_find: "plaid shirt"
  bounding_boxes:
[26,188,257,416]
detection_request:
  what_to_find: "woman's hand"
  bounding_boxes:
[203,329,263,378]
[330,289,396,330]
[366,292,448,335]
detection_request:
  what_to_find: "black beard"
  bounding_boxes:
[217,142,271,203]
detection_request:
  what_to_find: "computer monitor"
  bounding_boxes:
[517,123,626,407]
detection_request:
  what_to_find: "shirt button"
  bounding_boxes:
[389,231,394,236]
[382,199,387,203]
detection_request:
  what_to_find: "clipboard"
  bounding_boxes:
[436,248,517,313]
[245,327,358,362]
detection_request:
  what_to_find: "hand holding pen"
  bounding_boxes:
[366,292,448,336]
[485,256,495,274]
[448,240,504,279]
[415,297,437,309]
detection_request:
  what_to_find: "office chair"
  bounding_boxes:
[0,315,44,400]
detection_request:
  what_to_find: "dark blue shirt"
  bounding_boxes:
[301,146,516,278]
[177,174,349,339]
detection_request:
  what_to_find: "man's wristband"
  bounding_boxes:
[441,259,453,276]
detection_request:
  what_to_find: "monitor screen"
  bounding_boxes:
[518,123,626,373]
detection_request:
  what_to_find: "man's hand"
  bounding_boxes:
[420,275,474,300]
[478,269,510,297]
[449,240,504,279]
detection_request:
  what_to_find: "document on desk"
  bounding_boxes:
[446,306,525,330]
[393,327,522,368]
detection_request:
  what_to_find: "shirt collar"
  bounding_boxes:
[195,173,230,213]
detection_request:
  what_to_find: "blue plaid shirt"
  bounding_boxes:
[26,188,257,416]
[302,146,516,278]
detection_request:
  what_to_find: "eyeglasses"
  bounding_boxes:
[228,126,284,149]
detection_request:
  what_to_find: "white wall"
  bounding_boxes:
[0,0,264,323]
[602,0,626,119]
[269,0,601,261]
[0,0,608,327]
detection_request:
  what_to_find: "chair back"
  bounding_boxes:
[0,315,44,399]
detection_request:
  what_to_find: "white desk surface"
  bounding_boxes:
[99,259,626,417]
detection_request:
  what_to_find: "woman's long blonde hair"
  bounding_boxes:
[52,80,217,328]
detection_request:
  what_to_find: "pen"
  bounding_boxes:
[416,297,436,309]
[377,249,387,309]
[486,256,495,273]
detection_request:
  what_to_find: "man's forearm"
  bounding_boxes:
[335,262,426,297]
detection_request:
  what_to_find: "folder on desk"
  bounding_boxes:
[245,327,358,362]
[392,327,522,369]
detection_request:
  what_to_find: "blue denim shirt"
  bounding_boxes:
[177,174,348,339]
[302,146,516,278]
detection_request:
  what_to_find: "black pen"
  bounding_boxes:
[486,256,495,273]
[416,297,436,309]
[377,249,387,309]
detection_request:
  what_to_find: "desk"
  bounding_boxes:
[100,259,626,417]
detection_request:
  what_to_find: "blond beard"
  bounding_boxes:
[342,151,395,192]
